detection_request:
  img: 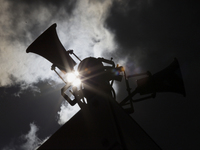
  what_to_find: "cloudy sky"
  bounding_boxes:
[0,0,199,149]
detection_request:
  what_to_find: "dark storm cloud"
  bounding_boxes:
[0,81,62,149]
[104,1,200,149]
[106,0,199,50]
[105,0,200,72]
[2,123,45,150]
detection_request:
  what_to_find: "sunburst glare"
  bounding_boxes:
[66,71,81,86]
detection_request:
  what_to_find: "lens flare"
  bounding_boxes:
[72,78,81,86]
[66,71,81,86]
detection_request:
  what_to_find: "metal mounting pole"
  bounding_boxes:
[51,65,67,84]
[123,71,134,113]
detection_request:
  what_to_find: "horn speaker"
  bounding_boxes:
[26,23,76,73]
[136,58,186,97]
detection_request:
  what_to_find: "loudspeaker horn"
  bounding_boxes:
[26,23,76,73]
[136,58,186,97]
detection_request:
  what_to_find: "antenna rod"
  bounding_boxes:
[51,65,67,84]
[68,50,81,62]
